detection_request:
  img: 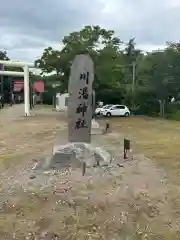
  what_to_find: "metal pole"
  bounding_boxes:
[132,62,136,93]
[52,95,55,108]
[131,62,136,110]
[54,92,56,108]
[23,65,30,116]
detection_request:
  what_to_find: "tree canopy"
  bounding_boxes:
[36,25,180,116]
[2,25,180,116]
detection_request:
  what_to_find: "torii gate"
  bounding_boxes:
[0,60,35,116]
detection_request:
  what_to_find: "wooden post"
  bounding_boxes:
[105,121,110,133]
[82,162,86,176]
[124,138,130,159]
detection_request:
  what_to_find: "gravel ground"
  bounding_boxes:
[0,105,178,239]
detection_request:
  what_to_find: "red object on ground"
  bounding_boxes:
[13,81,24,92]
[33,80,44,93]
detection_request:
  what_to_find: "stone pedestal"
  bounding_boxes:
[34,143,112,171]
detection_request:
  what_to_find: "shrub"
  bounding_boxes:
[166,110,180,121]
[166,102,180,114]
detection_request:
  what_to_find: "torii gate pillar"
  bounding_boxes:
[23,65,30,116]
[0,60,35,116]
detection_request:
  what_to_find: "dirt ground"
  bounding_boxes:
[0,106,180,239]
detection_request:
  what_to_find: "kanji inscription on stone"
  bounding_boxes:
[68,54,94,143]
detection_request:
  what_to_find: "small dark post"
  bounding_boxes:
[124,138,130,159]
[0,81,4,109]
[9,78,13,106]
[82,162,86,176]
[30,81,33,109]
[10,91,13,106]
[53,95,56,108]
[96,158,100,167]
[1,94,4,108]
[105,121,110,133]
[0,64,4,109]
[0,96,1,109]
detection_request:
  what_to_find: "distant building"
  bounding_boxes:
[56,93,69,111]
[13,79,45,103]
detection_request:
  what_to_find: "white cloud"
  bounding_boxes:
[0,0,179,62]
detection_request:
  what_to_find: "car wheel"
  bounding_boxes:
[106,112,111,117]
[124,112,130,117]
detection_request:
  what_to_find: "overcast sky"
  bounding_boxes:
[0,0,180,63]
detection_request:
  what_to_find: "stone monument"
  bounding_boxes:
[33,54,112,172]
[68,54,94,143]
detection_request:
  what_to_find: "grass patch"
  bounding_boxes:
[107,116,180,238]
[0,154,19,161]
[167,110,180,121]
[0,153,25,170]
[110,116,180,172]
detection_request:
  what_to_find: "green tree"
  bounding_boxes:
[0,50,9,61]
[35,25,124,98]
[36,25,180,117]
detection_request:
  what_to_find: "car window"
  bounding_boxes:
[119,105,125,109]
[110,106,118,110]
[110,105,125,110]
[103,105,112,109]
[103,105,109,109]
[111,105,121,109]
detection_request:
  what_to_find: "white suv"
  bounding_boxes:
[102,105,130,117]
